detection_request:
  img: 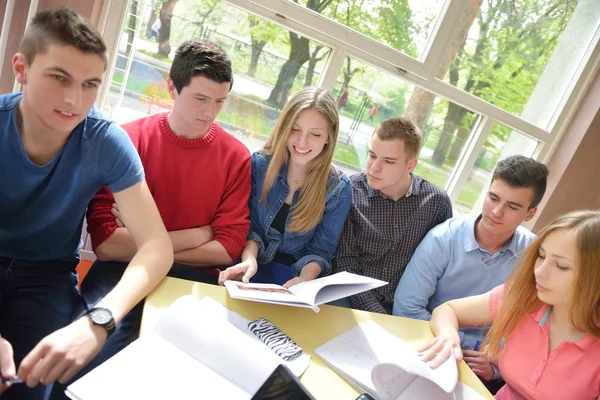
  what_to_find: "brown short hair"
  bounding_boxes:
[170,40,233,93]
[20,7,107,66]
[492,155,549,209]
[374,117,422,158]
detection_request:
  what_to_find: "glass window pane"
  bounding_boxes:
[103,0,331,157]
[332,56,482,190]
[292,0,447,59]
[442,0,600,130]
[455,125,540,215]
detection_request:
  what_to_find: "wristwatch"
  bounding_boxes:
[86,307,116,338]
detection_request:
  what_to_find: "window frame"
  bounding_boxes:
[95,0,600,207]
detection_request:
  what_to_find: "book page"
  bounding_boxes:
[66,334,251,400]
[288,272,388,306]
[314,320,458,397]
[372,364,487,400]
[193,297,311,377]
[225,272,387,308]
[371,363,418,399]
[152,296,282,395]
[224,281,312,306]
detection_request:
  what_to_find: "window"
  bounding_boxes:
[103,0,331,156]
[442,0,600,130]
[455,126,540,214]
[292,0,446,60]
[331,56,482,191]
[99,0,600,213]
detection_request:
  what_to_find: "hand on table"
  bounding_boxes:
[417,335,463,368]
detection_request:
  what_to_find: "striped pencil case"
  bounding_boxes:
[248,317,303,361]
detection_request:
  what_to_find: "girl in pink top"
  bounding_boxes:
[419,210,600,400]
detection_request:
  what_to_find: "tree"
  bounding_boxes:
[247,16,266,77]
[267,0,335,107]
[340,56,362,89]
[247,16,286,78]
[404,0,482,133]
[426,0,577,166]
[158,0,179,58]
[145,1,159,39]
[188,0,221,40]
[267,0,415,107]
[304,45,330,86]
[267,32,312,106]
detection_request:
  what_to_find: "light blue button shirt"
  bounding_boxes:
[392,215,536,350]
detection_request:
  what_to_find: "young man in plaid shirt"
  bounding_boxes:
[332,118,452,314]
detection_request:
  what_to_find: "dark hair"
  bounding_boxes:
[169,40,233,93]
[374,117,422,158]
[492,155,549,209]
[20,7,106,66]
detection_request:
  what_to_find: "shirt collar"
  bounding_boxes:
[277,163,290,187]
[367,173,420,199]
[533,304,598,350]
[464,216,482,253]
[464,215,520,255]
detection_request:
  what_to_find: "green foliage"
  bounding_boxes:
[333,144,361,166]
[375,0,418,58]
[448,0,577,143]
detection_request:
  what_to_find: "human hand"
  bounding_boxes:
[0,337,16,394]
[111,203,124,227]
[417,335,463,369]
[463,350,494,381]
[218,258,258,285]
[282,276,308,288]
[18,317,107,387]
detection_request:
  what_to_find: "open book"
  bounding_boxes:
[314,320,487,400]
[66,296,311,400]
[224,271,387,311]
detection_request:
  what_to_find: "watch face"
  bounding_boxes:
[90,308,112,324]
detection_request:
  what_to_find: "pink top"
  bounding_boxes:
[489,285,600,400]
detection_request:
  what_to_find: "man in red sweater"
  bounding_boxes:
[57,39,251,392]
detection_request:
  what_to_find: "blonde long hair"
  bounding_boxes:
[483,210,600,360]
[261,87,340,234]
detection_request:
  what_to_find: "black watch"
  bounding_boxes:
[86,307,116,338]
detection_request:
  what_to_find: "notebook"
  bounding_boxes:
[224,271,387,311]
[314,320,487,400]
[65,296,311,400]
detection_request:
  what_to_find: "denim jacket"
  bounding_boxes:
[248,151,352,276]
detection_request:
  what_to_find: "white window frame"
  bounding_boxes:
[96,0,600,204]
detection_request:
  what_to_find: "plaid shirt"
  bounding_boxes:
[333,173,452,314]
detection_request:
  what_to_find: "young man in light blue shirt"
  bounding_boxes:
[393,155,548,385]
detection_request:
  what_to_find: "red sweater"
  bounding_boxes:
[86,113,251,266]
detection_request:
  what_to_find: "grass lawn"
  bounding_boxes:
[334,144,361,166]
[456,180,483,209]
[414,163,449,189]
[111,72,150,94]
